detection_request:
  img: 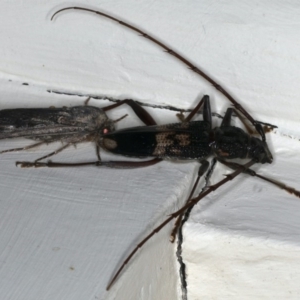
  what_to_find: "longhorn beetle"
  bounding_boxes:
[41,7,300,290]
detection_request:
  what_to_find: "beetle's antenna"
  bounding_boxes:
[51,7,275,141]
[113,114,128,123]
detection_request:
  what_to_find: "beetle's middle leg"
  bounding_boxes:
[169,95,213,241]
[105,159,256,290]
[176,95,212,126]
[169,159,211,242]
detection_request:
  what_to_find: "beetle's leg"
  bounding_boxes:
[96,145,101,161]
[183,95,212,126]
[84,97,91,106]
[221,107,248,129]
[222,107,272,163]
[85,96,156,125]
[174,158,217,295]
[221,107,273,135]
[16,158,162,168]
[104,159,256,290]
[176,95,211,127]
[176,111,185,122]
[97,158,162,168]
[221,107,233,127]
[102,99,157,126]
[170,159,212,242]
[221,107,256,136]
[217,158,300,198]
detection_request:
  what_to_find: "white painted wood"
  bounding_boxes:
[0,1,299,299]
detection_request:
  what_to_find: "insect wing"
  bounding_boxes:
[0,106,107,140]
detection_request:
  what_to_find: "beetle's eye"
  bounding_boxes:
[103,128,110,134]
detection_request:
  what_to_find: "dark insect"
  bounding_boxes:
[48,7,300,291]
[0,99,156,163]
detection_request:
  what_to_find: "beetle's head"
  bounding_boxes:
[249,137,273,164]
[102,119,115,135]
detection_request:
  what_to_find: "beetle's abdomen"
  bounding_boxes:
[102,121,212,159]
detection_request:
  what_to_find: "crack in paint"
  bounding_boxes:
[176,158,217,300]
[47,89,225,119]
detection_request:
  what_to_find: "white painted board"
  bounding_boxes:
[0,1,300,300]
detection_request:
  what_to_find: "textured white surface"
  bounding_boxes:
[0,1,300,300]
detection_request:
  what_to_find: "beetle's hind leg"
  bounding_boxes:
[16,158,162,168]
[96,145,101,161]
[170,159,216,242]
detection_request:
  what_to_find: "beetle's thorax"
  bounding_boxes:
[211,126,272,163]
